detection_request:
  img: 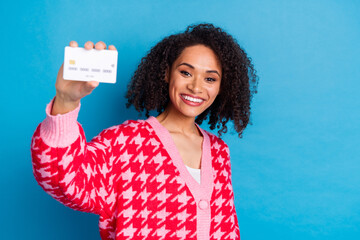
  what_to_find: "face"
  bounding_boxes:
[165,44,222,120]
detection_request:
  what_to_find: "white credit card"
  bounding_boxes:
[63,46,118,83]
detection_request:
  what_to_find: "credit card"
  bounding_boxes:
[63,46,118,83]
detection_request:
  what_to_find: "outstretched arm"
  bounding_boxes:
[31,40,118,216]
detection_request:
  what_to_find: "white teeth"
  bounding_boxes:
[182,95,203,103]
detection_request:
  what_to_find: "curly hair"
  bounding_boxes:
[126,23,258,137]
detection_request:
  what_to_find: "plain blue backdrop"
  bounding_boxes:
[1,0,359,239]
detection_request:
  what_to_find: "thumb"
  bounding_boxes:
[83,81,99,95]
[85,81,99,90]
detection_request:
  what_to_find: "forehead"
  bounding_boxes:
[174,45,222,72]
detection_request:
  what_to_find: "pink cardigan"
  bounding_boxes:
[31,101,240,240]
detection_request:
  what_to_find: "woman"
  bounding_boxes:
[31,23,258,240]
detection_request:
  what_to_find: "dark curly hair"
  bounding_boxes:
[126,23,258,137]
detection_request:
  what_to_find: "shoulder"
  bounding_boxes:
[203,130,229,152]
[198,128,231,162]
[203,130,232,173]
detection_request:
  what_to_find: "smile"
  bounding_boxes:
[182,94,203,103]
[180,94,204,106]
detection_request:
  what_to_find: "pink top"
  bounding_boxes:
[31,100,240,239]
[146,116,214,239]
[185,166,201,184]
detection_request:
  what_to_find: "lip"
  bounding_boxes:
[180,94,205,106]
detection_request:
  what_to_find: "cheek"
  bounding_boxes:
[168,81,179,103]
[169,78,183,95]
[208,85,221,98]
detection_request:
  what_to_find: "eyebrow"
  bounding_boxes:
[177,62,221,77]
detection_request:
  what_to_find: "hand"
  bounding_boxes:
[51,41,117,115]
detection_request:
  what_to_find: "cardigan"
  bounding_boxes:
[31,101,240,240]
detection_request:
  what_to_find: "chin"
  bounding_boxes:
[178,107,207,119]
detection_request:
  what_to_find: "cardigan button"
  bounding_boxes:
[198,199,209,210]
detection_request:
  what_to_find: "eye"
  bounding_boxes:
[205,77,216,82]
[180,70,191,77]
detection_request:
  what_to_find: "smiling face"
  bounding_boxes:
[165,44,222,120]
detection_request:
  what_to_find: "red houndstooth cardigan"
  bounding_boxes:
[31,100,240,240]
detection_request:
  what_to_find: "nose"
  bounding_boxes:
[187,76,203,93]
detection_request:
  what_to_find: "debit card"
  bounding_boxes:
[63,46,118,83]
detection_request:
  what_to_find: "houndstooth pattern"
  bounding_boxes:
[31,118,240,240]
[209,135,240,240]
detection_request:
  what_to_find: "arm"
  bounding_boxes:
[31,40,118,216]
[31,100,117,216]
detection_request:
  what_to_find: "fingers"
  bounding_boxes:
[85,41,105,50]
[84,41,94,50]
[69,41,78,47]
[108,45,117,51]
[95,41,106,50]
[71,40,115,50]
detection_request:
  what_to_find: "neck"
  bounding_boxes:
[156,106,200,136]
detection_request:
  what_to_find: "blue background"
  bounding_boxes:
[1,0,359,239]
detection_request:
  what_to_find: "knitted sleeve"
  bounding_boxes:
[31,100,118,216]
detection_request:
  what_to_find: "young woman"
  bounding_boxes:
[31,23,258,240]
